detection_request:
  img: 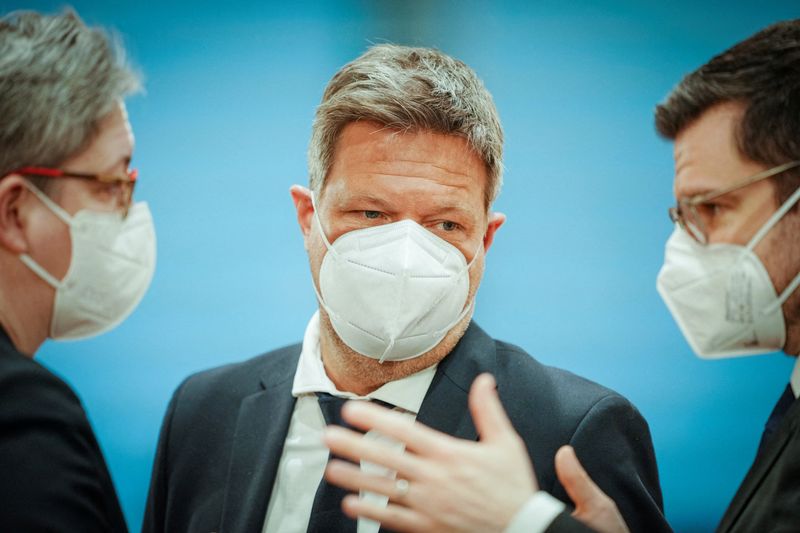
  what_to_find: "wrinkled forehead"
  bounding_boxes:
[672,103,750,198]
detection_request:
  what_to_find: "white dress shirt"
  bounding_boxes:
[262,311,437,533]
[791,355,800,399]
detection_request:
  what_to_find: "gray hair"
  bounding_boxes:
[0,9,140,184]
[308,44,504,209]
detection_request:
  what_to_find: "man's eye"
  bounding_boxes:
[698,202,721,217]
[441,221,459,231]
[364,210,381,219]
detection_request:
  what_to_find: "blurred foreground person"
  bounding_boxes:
[0,9,155,532]
[323,18,800,533]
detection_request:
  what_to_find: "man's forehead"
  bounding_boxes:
[325,178,473,205]
[672,148,734,198]
[671,103,749,197]
[336,122,476,161]
[326,122,488,205]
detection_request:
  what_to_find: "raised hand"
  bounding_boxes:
[323,373,537,532]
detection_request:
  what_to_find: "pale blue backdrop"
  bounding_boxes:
[5,1,798,531]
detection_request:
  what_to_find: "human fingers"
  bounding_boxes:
[325,459,412,502]
[555,445,606,508]
[341,494,432,533]
[340,401,456,455]
[468,373,517,442]
[323,425,424,479]
[556,445,629,533]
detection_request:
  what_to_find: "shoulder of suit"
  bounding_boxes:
[173,342,302,401]
[0,346,90,430]
[493,339,631,413]
[491,339,646,450]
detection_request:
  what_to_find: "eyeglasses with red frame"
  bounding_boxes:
[13,166,138,217]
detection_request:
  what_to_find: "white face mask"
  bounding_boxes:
[311,195,480,363]
[656,183,800,359]
[20,182,157,340]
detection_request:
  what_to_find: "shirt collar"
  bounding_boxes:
[791,356,800,400]
[291,311,437,414]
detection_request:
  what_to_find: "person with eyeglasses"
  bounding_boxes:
[319,19,800,533]
[0,9,155,532]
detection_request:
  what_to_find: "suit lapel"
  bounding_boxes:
[717,396,800,532]
[220,347,300,533]
[416,321,498,440]
[378,322,496,533]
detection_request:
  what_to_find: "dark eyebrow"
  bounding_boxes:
[430,204,472,217]
[677,186,714,200]
[338,194,395,211]
[339,194,473,218]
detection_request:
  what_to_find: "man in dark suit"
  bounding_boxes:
[321,20,800,533]
[143,44,670,533]
[0,9,155,532]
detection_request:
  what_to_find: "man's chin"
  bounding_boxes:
[318,309,473,387]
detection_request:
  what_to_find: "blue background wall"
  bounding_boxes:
[6,1,798,531]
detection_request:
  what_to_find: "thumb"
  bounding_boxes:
[468,373,516,442]
[555,445,607,512]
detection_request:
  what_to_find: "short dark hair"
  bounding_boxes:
[655,19,800,205]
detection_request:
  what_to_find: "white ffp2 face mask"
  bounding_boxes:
[20,182,157,340]
[311,196,480,363]
[656,184,800,359]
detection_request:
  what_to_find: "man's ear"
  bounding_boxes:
[290,185,314,249]
[482,211,506,254]
[0,176,31,255]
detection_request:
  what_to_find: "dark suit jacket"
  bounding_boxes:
[716,391,800,532]
[547,387,800,533]
[0,327,128,532]
[142,322,669,533]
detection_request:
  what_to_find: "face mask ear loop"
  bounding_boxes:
[310,191,336,257]
[309,192,346,327]
[22,181,73,226]
[468,241,484,269]
[19,254,62,288]
[763,271,800,316]
[745,183,800,252]
[311,274,335,318]
[18,181,72,290]
[743,183,800,317]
